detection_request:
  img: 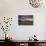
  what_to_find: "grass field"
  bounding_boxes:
[18,20,33,25]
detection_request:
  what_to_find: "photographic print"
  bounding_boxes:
[18,15,33,25]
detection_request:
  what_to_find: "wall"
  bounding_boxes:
[0,0,46,40]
